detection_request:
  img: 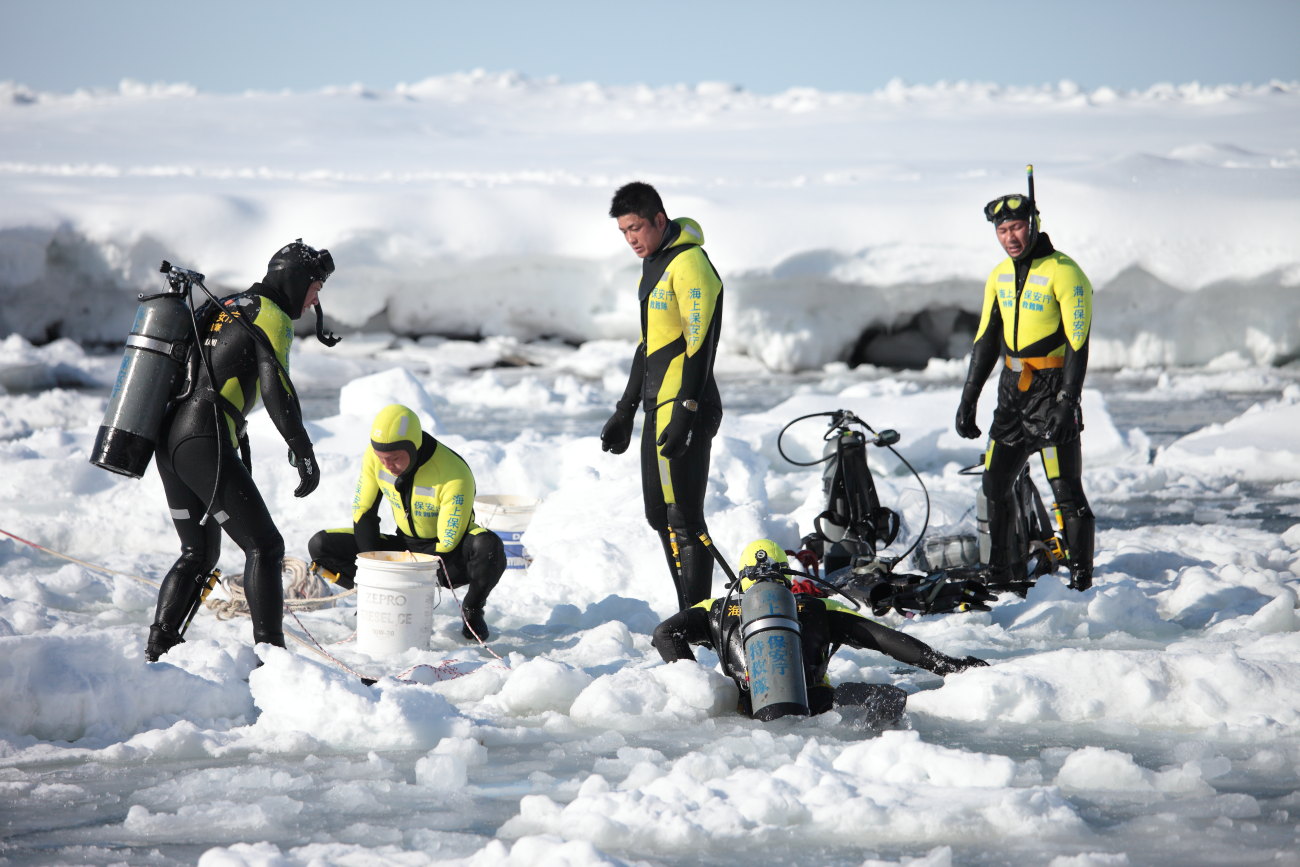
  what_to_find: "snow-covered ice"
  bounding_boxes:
[1,73,1299,866]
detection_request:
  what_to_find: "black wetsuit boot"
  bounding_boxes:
[1060,501,1095,590]
[981,496,1028,592]
[146,619,189,662]
[242,540,286,648]
[147,547,216,661]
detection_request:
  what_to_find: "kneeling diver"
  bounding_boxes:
[652,539,987,721]
[307,404,507,641]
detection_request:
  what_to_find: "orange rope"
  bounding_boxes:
[0,526,160,588]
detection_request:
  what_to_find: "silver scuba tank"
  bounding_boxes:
[740,577,810,721]
[90,264,197,478]
[916,532,981,572]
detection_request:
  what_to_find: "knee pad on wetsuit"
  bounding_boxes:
[1055,499,1093,522]
[665,503,705,540]
[165,546,220,585]
[438,533,505,610]
[644,499,668,531]
[982,468,1019,502]
[466,532,507,586]
[237,528,285,560]
[308,529,360,582]
[307,529,330,565]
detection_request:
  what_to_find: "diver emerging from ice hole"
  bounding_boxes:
[652,540,988,723]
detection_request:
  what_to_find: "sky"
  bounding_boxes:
[3,0,1299,95]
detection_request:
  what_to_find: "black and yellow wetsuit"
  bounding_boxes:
[308,407,505,632]
[652,591,976,717]
[151,286,313,656]
[614,218,725,611]
[969,232,1092,446]
[961,232,1095,585]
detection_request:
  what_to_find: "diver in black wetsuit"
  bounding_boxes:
[602,182,725,611]
[146,241,336,662]
[652,540,988,719]
[955,191,1096,591]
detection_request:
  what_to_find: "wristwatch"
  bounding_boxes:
[679,399,699,412]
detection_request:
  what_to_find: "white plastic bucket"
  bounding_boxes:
[354,551,439,656]
[475,494,539,569]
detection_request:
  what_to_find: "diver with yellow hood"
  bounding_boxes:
[308,404,506,640]
[651,539,987,721]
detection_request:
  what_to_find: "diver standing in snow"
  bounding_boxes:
[652,539,988,720]
[601,182,725,611]
[955,172,1096,591]
[147,240,336,661]
[307,404,507,640]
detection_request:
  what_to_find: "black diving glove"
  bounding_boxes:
[924,651,989,676]
[600,402,636,455]
[955,395,982,440]
[288,447,320,498]
[1041,392,1080,442]
[655,401,696,460]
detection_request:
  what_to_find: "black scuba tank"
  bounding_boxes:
[90,263,199,478]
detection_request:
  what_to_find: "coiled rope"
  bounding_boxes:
[208,557,355,620]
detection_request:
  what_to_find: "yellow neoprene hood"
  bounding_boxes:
[370,404,422,452]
